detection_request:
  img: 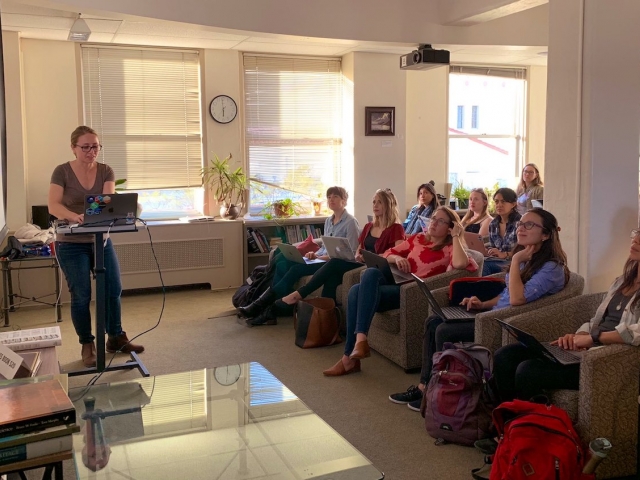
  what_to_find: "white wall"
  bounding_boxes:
[527,65,547,178]
[352,53,407,224]
[405,67,449,212]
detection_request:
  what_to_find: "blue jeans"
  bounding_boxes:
[344,268,400,355]
[56,239,124,344]
[483,257,508,276]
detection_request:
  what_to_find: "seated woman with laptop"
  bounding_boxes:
[482,188,522,275]
[389,208,569,411]
[323,206,478,377]
[240,188,404,326]
[492,227,640,404]
[460,188,493,237]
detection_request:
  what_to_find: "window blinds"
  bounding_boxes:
[243,55,343,198]
[81,46,202,190]
[450,65,527,80]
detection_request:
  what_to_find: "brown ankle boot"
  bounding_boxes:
[81,342,97,367]
[106,333,145,354]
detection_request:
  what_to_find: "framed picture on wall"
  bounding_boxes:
[365,106,395,136]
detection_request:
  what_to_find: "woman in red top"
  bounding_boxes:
[323,206,478,376]
[248,189,405,326]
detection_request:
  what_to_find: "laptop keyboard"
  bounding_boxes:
[542,343,582,363]
[441,307,475,319]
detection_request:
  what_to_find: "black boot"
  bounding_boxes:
[237,288,276,318]
[247,304,277,327]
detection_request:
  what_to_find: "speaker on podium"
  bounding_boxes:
[31,205,51,229]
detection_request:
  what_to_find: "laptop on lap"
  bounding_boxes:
[277,243,325,265]
[495,319,583,366]
[361,250,413,285]
[463,232,487,256]
[322,236,356,262]
[411,273,477,322]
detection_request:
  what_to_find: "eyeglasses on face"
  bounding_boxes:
[430,217,451,227]
[75,144,103,153]
[516,220,544,230]
[630,229,640,239]
[523,170,536,175]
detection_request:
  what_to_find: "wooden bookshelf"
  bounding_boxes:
[242,215,328,279]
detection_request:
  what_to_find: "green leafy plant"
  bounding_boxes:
[115,178,127,191]
[452,181,471,208]
[261,198,306,220]
[201,153,247,217]
[484,182,501,215]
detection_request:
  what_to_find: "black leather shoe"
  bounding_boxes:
[248,305,277,326]
[237,288,276,318]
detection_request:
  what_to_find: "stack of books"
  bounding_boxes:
[0,378,78,467]
[0,327,62,352]
[0,351,42,380]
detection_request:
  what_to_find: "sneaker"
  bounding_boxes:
[474,437,499,455]
[407,398,422,412]
[389,385,422,404]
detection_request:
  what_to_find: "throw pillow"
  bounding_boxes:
[296,234,320,255]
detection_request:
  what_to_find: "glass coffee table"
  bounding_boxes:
[69,362,384,479]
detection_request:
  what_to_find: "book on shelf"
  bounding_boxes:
[0,378,76,438]
[255,229,270,252]
[249,229,266,253]
[0,327,62,352]
[246,228,261,253]
[0,424,79,450]
[0,351,41,380]
[0,434,73,466]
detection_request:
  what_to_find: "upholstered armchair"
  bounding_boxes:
[507,293,640,480]
[339,249,484,371]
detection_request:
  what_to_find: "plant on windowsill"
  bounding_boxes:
[262,198,306,220]
[452,181,471,210]
[201,153,247,219]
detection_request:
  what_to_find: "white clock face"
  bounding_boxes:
[214,364,242,386]
[210,95,238,124]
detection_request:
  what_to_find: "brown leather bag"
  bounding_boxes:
[293,298,342,348]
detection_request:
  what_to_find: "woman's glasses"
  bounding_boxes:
[516,221,544,230]
[430,217,452,227]
[630,229,640,239]
[75,144,103,153]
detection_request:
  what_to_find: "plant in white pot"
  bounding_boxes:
[201,153,247,219]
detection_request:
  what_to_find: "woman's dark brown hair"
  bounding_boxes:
[416,182,439,212]
[615,256,640,311]
[510,208,570,286]
[71,126,98,145]
[494,187,520,224]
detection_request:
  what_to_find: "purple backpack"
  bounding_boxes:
[424,342,493,446]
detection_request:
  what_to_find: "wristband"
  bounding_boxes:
[590,331,603,346]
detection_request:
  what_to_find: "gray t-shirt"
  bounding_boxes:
[50,162,115,243]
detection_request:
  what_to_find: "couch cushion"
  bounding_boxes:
[371,310,401,334]
[548,389,579,423]
[296,234,321,255]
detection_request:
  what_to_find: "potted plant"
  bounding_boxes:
[262,198,305,219]
[201,153,247,219]
[452,182,471,209]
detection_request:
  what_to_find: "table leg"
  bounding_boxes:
[53,258,62,322]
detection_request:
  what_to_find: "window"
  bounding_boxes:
[81,46,203,219]
[243,55,343,214]
[448,66,526,191]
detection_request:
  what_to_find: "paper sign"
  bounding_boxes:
[381,140,393,148]
[0,344,23,379]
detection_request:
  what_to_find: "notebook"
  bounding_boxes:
[464,231,487,256]
[496,319,583,366]
[411,273,478,322]
[277,243,325,265]
[361,250,413,285]
[322,236,356,261]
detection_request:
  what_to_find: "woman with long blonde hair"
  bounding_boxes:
[461,188,493,237]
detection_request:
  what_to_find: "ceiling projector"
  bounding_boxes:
[400,44,450,70]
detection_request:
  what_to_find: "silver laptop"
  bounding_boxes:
[322,236,356,261]
[464,231,487,256]
[496,319,583,366]
[361,250,413,285]
[82,192,138,227]
[411,273,477,322]
[277,243,325,265]
[531,199,544,209]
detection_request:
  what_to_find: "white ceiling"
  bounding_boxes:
[0,0,548,66]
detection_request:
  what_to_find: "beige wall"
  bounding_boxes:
[405,66,449,212]
[526,65,547,178]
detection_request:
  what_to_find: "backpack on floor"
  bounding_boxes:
[490,399,595,480]
[232,263,275,309]
[424,342,494,446]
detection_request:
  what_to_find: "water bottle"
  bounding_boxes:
[582,438,612,474]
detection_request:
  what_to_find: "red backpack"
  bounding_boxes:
[490,400,595,480]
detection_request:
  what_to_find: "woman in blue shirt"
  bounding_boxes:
[389,208,569,410]
[483,188,522,275]
[403,182,439,235]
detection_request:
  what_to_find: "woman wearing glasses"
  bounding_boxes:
[49,126,144,368]
[483,188,522,275]
[389,208,568,411]
[323,206,478,376]
[516,163,544,215]
[488,227,640,436]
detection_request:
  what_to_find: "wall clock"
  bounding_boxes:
[214,364,242,386]
[209,95,238,124]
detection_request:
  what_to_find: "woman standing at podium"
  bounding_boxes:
[48,126,144,368]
